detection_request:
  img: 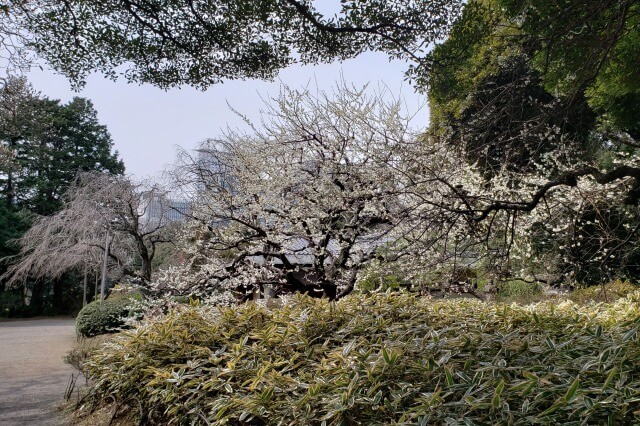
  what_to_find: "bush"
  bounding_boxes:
[496,279,544,303]
[75,296,143,337]
[569,280,638,304]
[0,290,32,317]
[357,271,407,292]
[79,292,640,424]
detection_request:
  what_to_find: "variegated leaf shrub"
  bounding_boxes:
[80,292,640,424]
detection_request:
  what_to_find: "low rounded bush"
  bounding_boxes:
[75,296,143,337]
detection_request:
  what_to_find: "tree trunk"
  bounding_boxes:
[320,280,337,300]
[94,270,99,301]
[335,269,359,300]
[83,263,88,306]
[4,172,14,206]
[140,256,152,282]
[52,278,64,313]
[100,230,110,302]
[29,281,45,313]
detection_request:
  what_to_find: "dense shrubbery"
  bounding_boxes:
[569,281,638,304]
[0,290,32,317]
[496,280,544,303]
[78,292,640,424]
[75,296,143,337]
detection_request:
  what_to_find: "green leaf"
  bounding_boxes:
[343,339,356,357]
[622,327,637,342]
[492,379,504,409]
[445,367,454,387]
[565,376,580,402]
[373,390,383,405]
[538,402,563,418]
[382,347,390,364]
[546,337,556,350]
[602,367,618,392]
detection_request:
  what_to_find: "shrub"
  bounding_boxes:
[0,290,32,317]
[496,279,544,303]
[569,280,638,304]
[78,292,640,424]
[357,271,407,292]
[75,296,143,337]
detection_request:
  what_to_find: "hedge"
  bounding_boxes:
[79,292,640,424]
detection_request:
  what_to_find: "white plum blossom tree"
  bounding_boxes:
[157,83,510,301]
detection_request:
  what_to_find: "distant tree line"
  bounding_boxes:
[0,77,124,316]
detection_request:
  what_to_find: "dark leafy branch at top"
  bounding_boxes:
[10,0,462,89]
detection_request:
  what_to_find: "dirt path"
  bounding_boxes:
[0,318,77,426]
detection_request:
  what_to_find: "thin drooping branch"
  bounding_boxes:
[3,172,176,287]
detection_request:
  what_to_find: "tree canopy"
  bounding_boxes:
[11,0,462,89]
[0,77,124,215]
[426,0,640,284]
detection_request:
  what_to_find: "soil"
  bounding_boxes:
[0,318,77,425]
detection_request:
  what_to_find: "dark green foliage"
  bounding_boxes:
[75,296,142,338]
[0,203,31,261]
[20,96,125,215]
[0,289,31,317]
[428,0,639,138]
[80,292,640,424]
[427,0,639,170]
[427,1,598,178]
[0,78,124,215]
[0,77,124,316]
[499,0,640,138]
[17,0,463,89]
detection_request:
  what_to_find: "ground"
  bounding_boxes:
[0,318,77,426]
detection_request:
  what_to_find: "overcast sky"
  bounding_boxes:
[26,52,428,181]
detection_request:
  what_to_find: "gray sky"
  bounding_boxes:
[26,51,428,180]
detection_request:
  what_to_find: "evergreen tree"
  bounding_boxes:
[0,77,124,315]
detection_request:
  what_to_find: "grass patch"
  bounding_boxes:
[79,292,640,424]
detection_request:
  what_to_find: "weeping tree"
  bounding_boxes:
[3,172,176,303]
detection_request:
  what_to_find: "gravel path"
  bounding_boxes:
[0,318,77,426]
